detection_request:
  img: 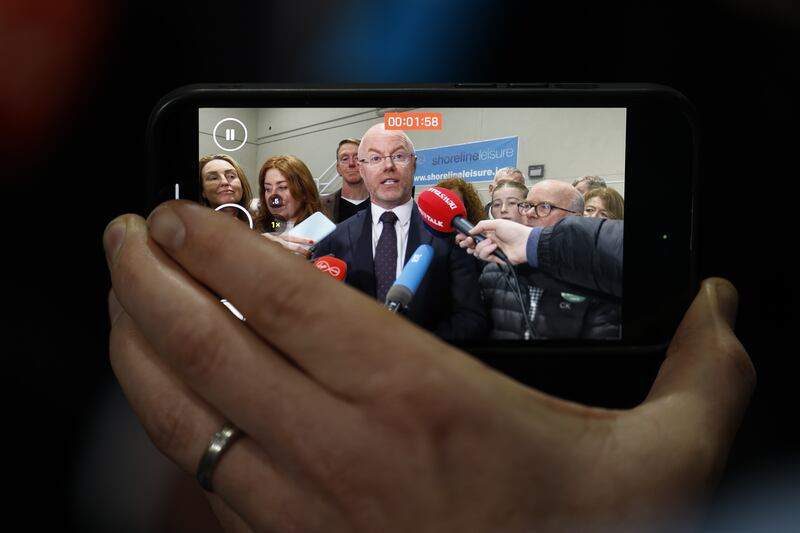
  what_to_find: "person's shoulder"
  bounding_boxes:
[332,206,369,231]
[321,189,341,204]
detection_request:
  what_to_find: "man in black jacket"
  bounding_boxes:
[320,138,371,223]
[457,216,622,299]
[473,180,621,340]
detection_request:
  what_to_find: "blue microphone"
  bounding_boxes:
[385,244,434,313]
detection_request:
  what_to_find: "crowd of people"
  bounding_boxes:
[198,123,625,342]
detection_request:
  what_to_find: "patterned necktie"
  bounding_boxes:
[374,211,399,303]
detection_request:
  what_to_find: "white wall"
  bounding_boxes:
[199,109,260,193]
[199,107,626,202]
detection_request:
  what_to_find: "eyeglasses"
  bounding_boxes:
[358,153,416,166]
[517,201,578,217]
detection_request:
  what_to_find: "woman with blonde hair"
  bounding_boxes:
[198,154,255,225]
[489,181,528,224]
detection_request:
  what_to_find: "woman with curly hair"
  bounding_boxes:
[434,177,485,226]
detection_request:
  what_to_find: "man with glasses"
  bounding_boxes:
[519,179,584,228]
[321,138,371,223]
[478,179,620,339]
[313,123,487,341]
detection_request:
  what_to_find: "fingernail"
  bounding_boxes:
[707,278,738,329]
[149,206,186,252]
[308,240,314,244]
[103,218,127,269]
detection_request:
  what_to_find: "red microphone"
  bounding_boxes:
[417,186,508,261]
[312,255,347,281]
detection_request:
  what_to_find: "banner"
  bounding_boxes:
[413,136,518,186]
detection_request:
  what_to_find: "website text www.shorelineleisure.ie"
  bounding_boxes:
[414,168,498,183]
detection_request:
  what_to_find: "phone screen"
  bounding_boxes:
[193,105,626,344]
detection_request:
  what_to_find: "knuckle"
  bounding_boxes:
[717,333,757,392]
[250,274,313,335]
[141,395,197,463]
[162,306,233,386]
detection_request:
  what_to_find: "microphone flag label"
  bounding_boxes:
[418,206,445,228]
[430,187,459,211]
[314,259,341,278]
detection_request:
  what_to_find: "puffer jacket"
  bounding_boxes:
[479,263,621,340]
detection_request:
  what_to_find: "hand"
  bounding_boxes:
[104,200,755,532]
[260,231,313,257]
[455,219,532,266]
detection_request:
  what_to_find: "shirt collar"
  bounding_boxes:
[371,198,414,227]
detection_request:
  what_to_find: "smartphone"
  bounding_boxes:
[285,211,336,251]
[147,84,697,405]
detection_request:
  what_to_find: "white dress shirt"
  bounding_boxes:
[370,198,414,279]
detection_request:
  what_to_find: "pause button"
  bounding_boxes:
[213,117,248,152]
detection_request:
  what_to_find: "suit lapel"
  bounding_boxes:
[406,204,433,264]
[348,208,376,297]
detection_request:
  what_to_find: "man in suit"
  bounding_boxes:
[313,124,488,341]
[321,138,370,223]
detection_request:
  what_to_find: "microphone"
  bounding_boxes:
[417,187,508,261]
[312,255,347,281]
[385,244,434,313]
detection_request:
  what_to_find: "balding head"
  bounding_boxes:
[358,124,415,161]
[524,179,584,227]
[357,123,416,209]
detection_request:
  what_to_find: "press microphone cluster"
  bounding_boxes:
[417,187,508,261]
[312,255,347,281]
[385,244,434,313]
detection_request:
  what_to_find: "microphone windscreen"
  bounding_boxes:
[312,255,347,281]
[417,187,467,236]
[386,244,434,305]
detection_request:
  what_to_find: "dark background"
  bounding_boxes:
[2,0,796,530]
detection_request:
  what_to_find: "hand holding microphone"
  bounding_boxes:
[417,187,509,262]
[455,219,533,266]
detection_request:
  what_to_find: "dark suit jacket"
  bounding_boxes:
[313,204,488,341]
[320,189,341,222]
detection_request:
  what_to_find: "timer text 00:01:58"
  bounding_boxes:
[384,112,442,130]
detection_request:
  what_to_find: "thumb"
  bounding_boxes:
[642,278,756,445]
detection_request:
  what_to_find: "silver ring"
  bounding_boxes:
[196,422,241,492]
